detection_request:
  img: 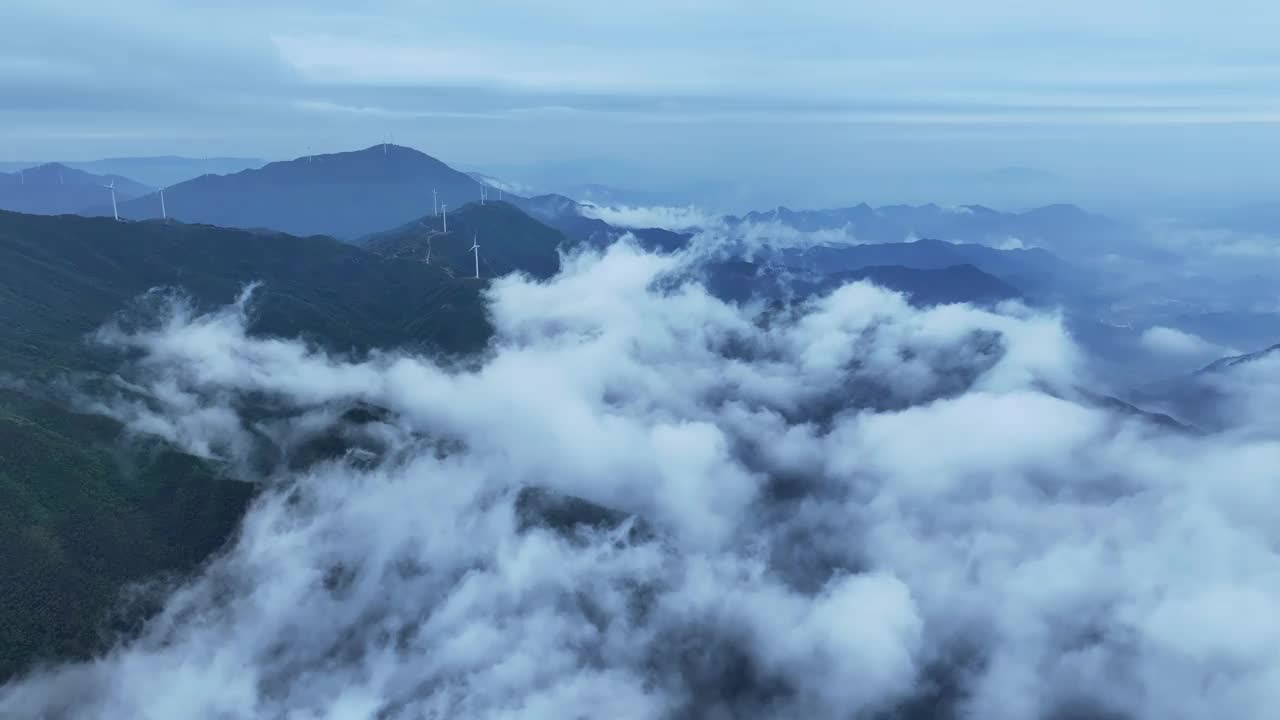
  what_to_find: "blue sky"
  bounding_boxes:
[4,0,1280,209]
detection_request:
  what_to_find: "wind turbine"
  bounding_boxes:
[471,233,480,279]
[480,184,486,205]
[417,221,434,264]
[433,188,438,217]
[442,203,447,232]
[104,180,119,221]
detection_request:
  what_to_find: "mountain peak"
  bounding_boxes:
[109,144,489,239]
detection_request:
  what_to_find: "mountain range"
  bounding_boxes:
[702,260,1022,308]
[0,157,265,188]
[0,145,1252,685]
[0,210,491,380]
[0,163,150,216]
[0,207,508,679]
[770,237,1085,306]
[91,145,495,240]
[731,202,1138,261]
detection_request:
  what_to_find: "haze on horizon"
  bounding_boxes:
[4,0,1280,211]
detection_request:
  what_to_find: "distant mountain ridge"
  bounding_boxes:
[1195,343,1280,374]
[98,145,493,240]
[75,145,695,257]
[729,202,1133,260]
[702,259,1022,308]
[1,157,265,188]
[1127,341,1280,430]
[770,237,1084,306]
[0,163,150,216]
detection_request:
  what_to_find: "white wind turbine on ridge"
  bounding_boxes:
[471,233,480,279]
[103,180,119,221]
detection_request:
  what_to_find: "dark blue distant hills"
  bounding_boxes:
[0,157,263,188]
[728,202,1135,261]
[0,163,150,215]
[94,145,489,240]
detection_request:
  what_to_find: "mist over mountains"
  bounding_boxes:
[731,203,1131,262]
[1,133,1279,720]
[11,0,1280,712]
[4,137,1274,404]
[4,236,1279,719]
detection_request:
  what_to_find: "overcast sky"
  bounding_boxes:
[5,0,1280,209]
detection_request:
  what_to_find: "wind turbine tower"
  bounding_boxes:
[433,188,438,217]
[442,204,448,232]
[105,180,119,221]
[419,221,433,264]
[471,233,480,279]
[159,186,167,219]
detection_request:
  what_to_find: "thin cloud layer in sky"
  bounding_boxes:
[4,0,1280,208]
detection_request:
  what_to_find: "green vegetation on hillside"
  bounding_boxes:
[0,210,496,680]
[0,210,492,380]
[359,200,564,280]
[0,388,254,679]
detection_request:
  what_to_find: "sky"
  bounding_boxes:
[5,0,1280,209]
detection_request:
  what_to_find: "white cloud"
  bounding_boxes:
[1140,325,1230,358]
[5,243,1280,718]
[579,203,721,232]
[993,235,1027,250]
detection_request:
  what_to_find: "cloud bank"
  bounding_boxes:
[3,243,1280,719]
[1139,326,1231,359]
[579,203,722,233]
